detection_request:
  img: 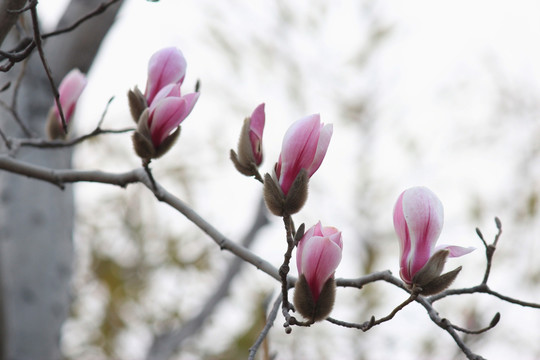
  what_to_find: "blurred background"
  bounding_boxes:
[38,0,540,359]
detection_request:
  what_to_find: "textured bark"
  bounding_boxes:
[0,1,123,359]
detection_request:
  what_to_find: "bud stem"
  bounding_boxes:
[279,214,296,331]
[142,159,158,191]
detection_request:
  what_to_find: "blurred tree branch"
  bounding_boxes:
[0,0,28,47]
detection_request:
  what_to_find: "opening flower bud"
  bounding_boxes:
[393,186,474,294]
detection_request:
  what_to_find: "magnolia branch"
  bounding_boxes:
[0,155,539,360]
[429,218,540,309]
[248,294,282,360]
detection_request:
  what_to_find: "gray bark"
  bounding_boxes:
[0,1,123,359]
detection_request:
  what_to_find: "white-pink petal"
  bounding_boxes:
[436,245,476,257]
[307,122,332,177]
[401,186,444,277]
[55,69,87,121]
[250,103,265,139]
[145,47,187,105]
[300,236,342,300]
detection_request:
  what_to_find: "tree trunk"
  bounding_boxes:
[0,1,123,359]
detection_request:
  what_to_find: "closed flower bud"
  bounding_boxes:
[230,103,266,177]
[264,114,332,215]
[293,222,343,322]
[393,186,474,294]
[46,68,87,139]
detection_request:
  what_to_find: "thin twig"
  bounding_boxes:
[415,296,487,360]
[327,288,419,331]
[42,0,121,39]
[452,312,500,335]
[0,58,33,138]
[481,217,502,284]
[279,214,296,333]
[248,294,282,360]
[429,283,540,308]
[1,1,121,71]
[97,96,115,128]
[28,2,67,134]
[10,57,33,137]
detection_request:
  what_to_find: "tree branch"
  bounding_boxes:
[146,198,269,360]
[248,294,282,360]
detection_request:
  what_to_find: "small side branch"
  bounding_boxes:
[476,217,503,285]
[328,288,419,331]
[416,296,487,360]
[28,2,68,134]
[42,0,122,39]
[452,312,500,335]
[248,294,282,360]
[278,214,296,333]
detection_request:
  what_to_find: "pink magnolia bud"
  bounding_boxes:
[275,114,332,196]
[53,68,87,123]
[393,186,474,291]
[294,222,343,322]
[144,47,187,106]
[230,103,266,178]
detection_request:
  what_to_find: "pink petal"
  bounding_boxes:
[301,236,343,301]
[249,103,265,165]
[145,47,187,105]
[325,227,343,249]
[296,222,319,273]
[149,92,199,146]
[393,191,413,283]
[306,122,332,177]
[436,245,475,257]
[278,115,321,194]
[150,83,182,108]
[250,103,265,139]
[402,186,444,278]
[55,69,87,121]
